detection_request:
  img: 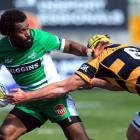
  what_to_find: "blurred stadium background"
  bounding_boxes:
[0,0,140,140]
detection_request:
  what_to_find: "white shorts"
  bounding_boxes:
[131,112,140,131]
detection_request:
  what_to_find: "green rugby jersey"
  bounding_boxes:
[0,28,65,91]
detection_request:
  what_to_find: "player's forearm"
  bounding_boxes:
[27,87,65,101]
[26,83,68,101]
[26,80,74,101]
[91,78,123,91]
[64,40,87,57]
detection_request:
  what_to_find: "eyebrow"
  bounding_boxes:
[16,24,29,32]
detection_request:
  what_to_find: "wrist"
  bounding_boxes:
[25,92,32,101]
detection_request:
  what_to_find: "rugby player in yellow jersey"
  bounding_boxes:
[6,35,140,140]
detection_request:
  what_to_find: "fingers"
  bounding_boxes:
[5,95,20,104]
[4,88,28,104]
[4,88,21,104]
[97,40,110,46]
[4,94,14,103]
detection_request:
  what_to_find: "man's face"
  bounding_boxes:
[9,19,33,50]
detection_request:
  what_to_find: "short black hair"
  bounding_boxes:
[0,9,27,35]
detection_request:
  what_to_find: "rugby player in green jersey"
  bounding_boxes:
[7,35,140,140]
[0,9,94,140]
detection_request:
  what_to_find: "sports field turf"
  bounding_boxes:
[0,89,139,140]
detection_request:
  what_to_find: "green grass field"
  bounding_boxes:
[0,89,140,140]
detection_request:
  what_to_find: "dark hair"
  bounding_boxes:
[0,9,27,35]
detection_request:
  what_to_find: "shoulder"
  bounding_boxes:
[104,44,130,54]
[30,28,57,42]
[30,28,53,37]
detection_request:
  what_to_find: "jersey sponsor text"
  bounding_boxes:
[6,60,41,75]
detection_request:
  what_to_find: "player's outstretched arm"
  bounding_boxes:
[5,74,86,104]
[64,39,109,58]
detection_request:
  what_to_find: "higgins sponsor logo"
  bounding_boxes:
[6,60,41,75]
[55,104,66,116]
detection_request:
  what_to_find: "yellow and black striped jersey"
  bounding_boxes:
[76,44,140,94]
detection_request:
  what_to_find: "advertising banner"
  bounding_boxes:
[0,0,128,29]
